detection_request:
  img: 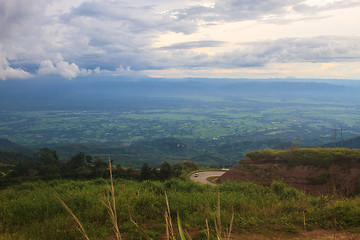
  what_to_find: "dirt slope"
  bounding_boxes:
[218,155,360,196]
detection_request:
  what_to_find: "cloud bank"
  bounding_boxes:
[0,52,32,80]
[0,0,359,80]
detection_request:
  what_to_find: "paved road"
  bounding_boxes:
[189,171,226,185]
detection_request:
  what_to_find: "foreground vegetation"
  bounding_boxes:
[1,178,360,239]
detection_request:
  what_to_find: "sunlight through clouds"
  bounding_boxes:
[0,0,359,80]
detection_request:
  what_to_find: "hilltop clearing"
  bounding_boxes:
[218,148,360,196]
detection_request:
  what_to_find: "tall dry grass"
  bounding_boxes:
[56,194,90,240]
[56,159,235,240]
[101,157,122,240]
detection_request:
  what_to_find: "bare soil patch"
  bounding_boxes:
[218,156,360,196]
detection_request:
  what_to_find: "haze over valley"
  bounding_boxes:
[1,77,360,167]
[2,0,360,167]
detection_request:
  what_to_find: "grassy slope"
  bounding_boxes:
[1,179,360,239]
[245,148,360,168]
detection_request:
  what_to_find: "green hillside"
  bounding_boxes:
[246,148,360,168]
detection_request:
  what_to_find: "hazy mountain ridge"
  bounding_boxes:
[1,78,359,109]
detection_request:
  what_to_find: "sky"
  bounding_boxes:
[1,0,360,81]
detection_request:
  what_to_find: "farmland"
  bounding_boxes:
[1,95,360,147]
[1,79,360,167]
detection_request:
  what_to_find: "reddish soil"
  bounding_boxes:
[232,229,360,240]
[218,156,360,196]
[184,228,360,240]
[108,229,360,240]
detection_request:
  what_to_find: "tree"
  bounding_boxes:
[151,167,159,180]
[92,157,108,178]
[159,161,172,181]
[37,148,60,166]
[36,148,61,180]
[65,152,92,178]
[172,161,199,177]
[140,163,152,181]
[66,152,87,170]
[8,161,38,180]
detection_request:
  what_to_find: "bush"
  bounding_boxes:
[307,171,330,185]
[270,180,303,200]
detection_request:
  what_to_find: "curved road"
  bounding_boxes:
[189,171,226,186]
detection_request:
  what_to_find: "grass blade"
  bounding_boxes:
[205,219,210,240]
[226,210,234,240]
[164,191,176,239]
[177,212,191,240]
[217,192,221,237]
[130,215,154,240]
[55,194,90,240]
[101,157,122,240]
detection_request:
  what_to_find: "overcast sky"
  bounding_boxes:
[1,0,360,80]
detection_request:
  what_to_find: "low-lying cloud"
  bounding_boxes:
[38,54,91,80]
[0,53,32,80]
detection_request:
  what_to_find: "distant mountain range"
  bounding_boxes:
[1,78,359,111]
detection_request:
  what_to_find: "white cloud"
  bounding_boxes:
[0,0,46,42]
[150,36,360,70]
[0,0,359,80]
[38,54,90,79]
[171,0,360,23]
[116,65,133,72]
[0,53,32,80]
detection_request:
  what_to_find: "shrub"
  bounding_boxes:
[307,171,330,185]
[270,180,303,200]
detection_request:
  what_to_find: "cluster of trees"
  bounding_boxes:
[0,148,199,187]
[139,161,198,181]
